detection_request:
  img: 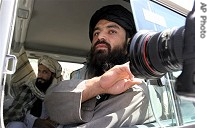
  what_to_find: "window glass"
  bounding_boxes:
[131,0,186,32]
[29,59,84,80]
[130,0,195,127]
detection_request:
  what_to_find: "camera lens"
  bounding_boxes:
[129,26,185,79]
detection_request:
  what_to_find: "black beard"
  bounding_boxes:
[86,40,128,78]
[35,76,53,93]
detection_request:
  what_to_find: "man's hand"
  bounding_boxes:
[99,62,142,94]
[33,118,58,128]
[82,62,142,102]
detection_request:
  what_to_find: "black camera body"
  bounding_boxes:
[129,4,195,98]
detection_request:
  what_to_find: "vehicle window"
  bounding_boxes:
[131,0,186,31]
[130,0,195,127]
[29,59,84,80]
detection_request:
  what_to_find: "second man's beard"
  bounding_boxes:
[35,76,53,93]
[87,42,128,77]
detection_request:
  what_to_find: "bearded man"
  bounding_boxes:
[4,55,62,128]
[45,4,154,128]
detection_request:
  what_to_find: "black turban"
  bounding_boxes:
[89,4,136,41]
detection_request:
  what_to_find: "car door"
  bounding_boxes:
[0,0,18,127]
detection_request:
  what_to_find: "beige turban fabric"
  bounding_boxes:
[38,55,62,82]
[10,47,36,96]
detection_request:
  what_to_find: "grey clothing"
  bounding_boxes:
[44,66,154,128]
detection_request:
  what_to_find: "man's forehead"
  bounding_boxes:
[38,64,51,71]
[95,20,122,30]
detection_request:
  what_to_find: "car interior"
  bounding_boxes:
[1,0,195,127]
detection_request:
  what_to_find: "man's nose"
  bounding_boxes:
[97,32,107,41]
[38,72,43,78]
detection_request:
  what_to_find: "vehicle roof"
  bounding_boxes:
[12,0,132,63]
[12,0,190,63]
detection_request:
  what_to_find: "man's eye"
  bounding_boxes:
[93,32,99,36]
[43,71,48,74]
[109,30,117,34]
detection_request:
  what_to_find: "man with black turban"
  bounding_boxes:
[45,4,154,128]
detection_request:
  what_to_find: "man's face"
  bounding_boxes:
[91,19,127,54]
[37,64,53,84]
[36,64,54,92]
[87,20,129,75]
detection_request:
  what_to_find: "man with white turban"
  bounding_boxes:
[4,55,62,128]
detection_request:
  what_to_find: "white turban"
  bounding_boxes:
[38,55,62,82]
